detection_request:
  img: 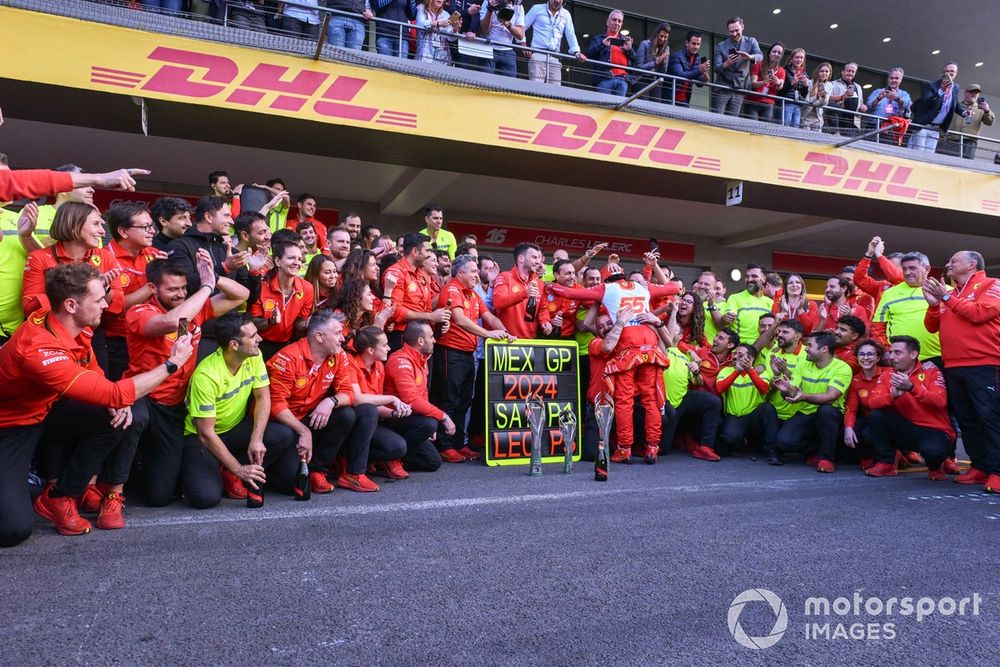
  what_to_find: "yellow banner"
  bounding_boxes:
[4,7,1000,215]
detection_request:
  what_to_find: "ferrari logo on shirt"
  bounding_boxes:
[918,373,925,381]
[90,255,101,267]
[30,313,45,325]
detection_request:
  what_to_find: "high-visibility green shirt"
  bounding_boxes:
[724,290,773,346]
[796,357,852,414]
[663,346,693,409]
[184,349,270,435]
[718,366,766,417]
[703,301,720,344]
[0,208,27,336]
[267,203,289,234]
[875,282,940,360]
[761,342,808,420]
[574,307,593,357]
[419,227,457,260]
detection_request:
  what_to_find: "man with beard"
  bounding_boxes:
[381,232,451,350]
[818,276,869,332]
[833,315,867,373]
[718,263,772,347]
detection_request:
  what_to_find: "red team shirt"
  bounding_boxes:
[438,279,488,352]
[22,243,126,317]
[267,339,354,420]
[248,274,314,343]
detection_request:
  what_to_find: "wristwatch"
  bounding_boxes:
[942,293,952,302]
[164,360,179,374]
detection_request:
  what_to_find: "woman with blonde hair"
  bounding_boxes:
[802,62,833,131]
[415,0,459,64]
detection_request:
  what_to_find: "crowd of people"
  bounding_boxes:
[121,2,999,157]
[1,161,1000,550]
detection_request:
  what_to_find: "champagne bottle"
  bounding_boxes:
[294,458,310,501]
[524,285,536,323]
[595,441,609,482]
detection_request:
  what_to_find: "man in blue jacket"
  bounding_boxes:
[668,30,710,107]
[586,9,634,97]
[910,62,961,153]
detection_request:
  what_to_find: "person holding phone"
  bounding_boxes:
[711,16,762,116]
[910,62,961,153]
[586,9,634,97]
[479,0,525,77]
[668,31,710,107]
[937,83,995,159]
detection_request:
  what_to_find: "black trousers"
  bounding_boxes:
[94,334,130,382]
[866,409,952,471]
[269,405,378,476]
[717,404,771,455]
[180,414,297,509]
[37,399,138,495]
[132,397,186,507]
[944,365,1000,474]
[467,354,488,443]
[431,346,476,451]
[660,390,722,449]
[0,425,44,547]
[381,415,440,471]
[775,405,843,460]
[387,330,404,353]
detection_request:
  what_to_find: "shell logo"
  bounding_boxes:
[295,377,308,388]
[512,285,521,293]
[463,300,470,309]
[165,331,178,342]
[415,374,423,385]
[264,299,277,313]
[120,274,131,287]
[407,282,417,292]
[859,389,868,398]
[701,360,711,368]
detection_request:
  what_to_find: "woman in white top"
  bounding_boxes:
[802,62,833,132]
[415,0,458,64]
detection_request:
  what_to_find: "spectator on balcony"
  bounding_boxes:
[827,62,867,136]
[866,68,912,124]
[667,31,710,107]
[418,0,459,65]
[448,0,485,71]
[910,63,960,153]
[140,0,184,14]
[523,0,586,85]
[712,16,762,117]
[279,0,321,39]
[801,62,832,132]
[372,0,415,58]
[745,42,785,123]
[634,22,670,103]
[227,1,269,30]
[479,0,526,77]
[779,47,809,128]
[326,0,373,50]
[586,9,635,97]
[937,84,995,159]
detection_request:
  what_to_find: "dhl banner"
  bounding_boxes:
[3,7,1000,215]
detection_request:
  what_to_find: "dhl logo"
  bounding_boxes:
[778,152,939,202]
[90,47,417,129]
[498,109,722,172]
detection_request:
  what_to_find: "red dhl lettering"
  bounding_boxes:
[778,152,939,202]
[90,47,418,128]
[498,109,723,172]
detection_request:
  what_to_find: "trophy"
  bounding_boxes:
[593,392,615,482]
[558,408,577,474]
[525,395,546,477]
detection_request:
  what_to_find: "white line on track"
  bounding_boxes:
[126,475,867,529]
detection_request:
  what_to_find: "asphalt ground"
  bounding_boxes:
[1,449,998,666]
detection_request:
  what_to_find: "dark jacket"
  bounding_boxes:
[167,227,259,304]
[912,78,961,128]
[586,34,635,86]
[667,48,706,103]
[446,0,480,36]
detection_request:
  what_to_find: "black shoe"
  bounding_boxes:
[767,450,783,466]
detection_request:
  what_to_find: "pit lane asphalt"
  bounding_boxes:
[2,450,997,666]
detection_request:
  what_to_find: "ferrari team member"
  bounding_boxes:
[817,276,869,333]
[247,240,314,361]
[431,255,513,463]
[924,250,1000,491]
[832,315,867,373]
[267,310,381,494]
[549,269,680,463]
[843,339,891,468]
[717,263,772,346]
[125,254,248,507]
[493,242,553,339]
[182,312,298,509]
[854,236,904,329]
[0,263,192,546]
[874,252,940,364]
[543,259,581,339]
[0,167,146,202]
[716,343,771,456]
[864,336,955,480]
[384,320,456,466]
[381,232,450,350]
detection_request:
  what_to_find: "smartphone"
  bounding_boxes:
[608,37,625,47]
[450,10,461,22]
[699,56,708,64]
[649,238,659,253]
[176,318,189,338]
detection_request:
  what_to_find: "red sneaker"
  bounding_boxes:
[859,458,875,471]
[865,462,898,477]
[457,446,482,461]
[904,451,924,465]
[985,474,1000,494]
[805,454,821,467]
[220,467,247,500]
[816,458,835,473]
[927,467,947,481]
[34,488,92,536]
[96,492,126,530]
[78,484,102,513]
[610,446,632,464]
[440,449,466,463]
[335,473,380,492]
[644,445,659,465]
[309,471,334,494]
[956,468,988,485]
[692,445,720,462]
[379,459,410,480]
[941,458,961,475]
